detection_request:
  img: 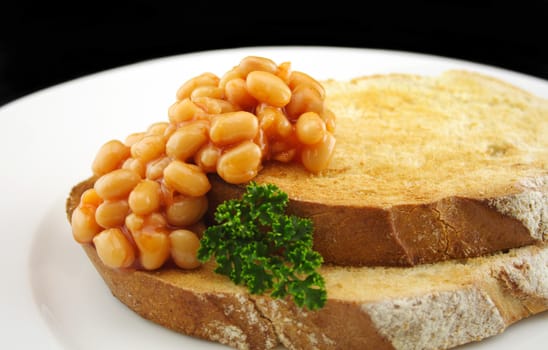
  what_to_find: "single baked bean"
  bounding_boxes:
[176,72,219,100]
[276,61,292,83]
[95,199,130,228]
[128,180,161,216]
[224,78,256,110]
[93,228,135,269]
[246,71,291,107]
[146,121,170,136]
[288,71,325,99]
[190,85,224,100]
[92,139,130,176]
[217,141,262,184]
[95,169,141,200]
[170,229,202,269]
[210,111,259,146]
[121,157,146,178]
[132,229,171,270]
[301,132,336,173]
[80,188,103,207]
[285,84,324,119]
[237,56,278,76]
[146,156,171,180]
[166,121,209,161]
[194,143,221,173]
[163,161,211,196]
[71,205,102,243]
[125,212,144,234]
[124,132,145,147]
[192,96,237,114]
[219,67,244,89]
[162,123,177,140]
[168,98,204,124]
[130,134,165,163]
[296,112,326,145]
[166,195,208,227]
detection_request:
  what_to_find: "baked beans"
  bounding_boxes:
[246,71,291,107]
[301,132,337,173]
[131,134,165,164]
[163,161,211,197]
[166,121,209,161]
[128,180,161,215]
[71,205,102,243]
[217,140,262,184]
[92,140,130,176]
[176,72,219,100]
[93,228,135,269]
[210,111,259,146]
[168,98,204,124]
[296,112,326,145]
[237,56,278,76]
[170,229,202,269]
[95,199,130,228]
[94,169,141,200]
[71,55,337,271]
[166,195,208,227]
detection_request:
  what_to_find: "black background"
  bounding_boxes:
[1,1,547,107]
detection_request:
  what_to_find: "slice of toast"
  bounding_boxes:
[208,70,548,266]
[77,225,548,350]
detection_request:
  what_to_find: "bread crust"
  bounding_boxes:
[207,174,541,266]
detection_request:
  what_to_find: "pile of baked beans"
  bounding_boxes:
[70,56,336,271]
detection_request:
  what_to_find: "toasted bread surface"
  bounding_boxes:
[208,70,548,266]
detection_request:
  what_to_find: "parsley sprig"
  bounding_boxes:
[197,182,327,310]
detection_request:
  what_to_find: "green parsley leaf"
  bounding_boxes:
[197,181,327,310]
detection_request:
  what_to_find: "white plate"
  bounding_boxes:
[0,46,546,349]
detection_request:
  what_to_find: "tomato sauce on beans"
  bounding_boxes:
[70,56,337,271]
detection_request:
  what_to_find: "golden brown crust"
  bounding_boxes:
[207,175,538,266]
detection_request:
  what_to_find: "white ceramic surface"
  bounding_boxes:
[0,46,546,349]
